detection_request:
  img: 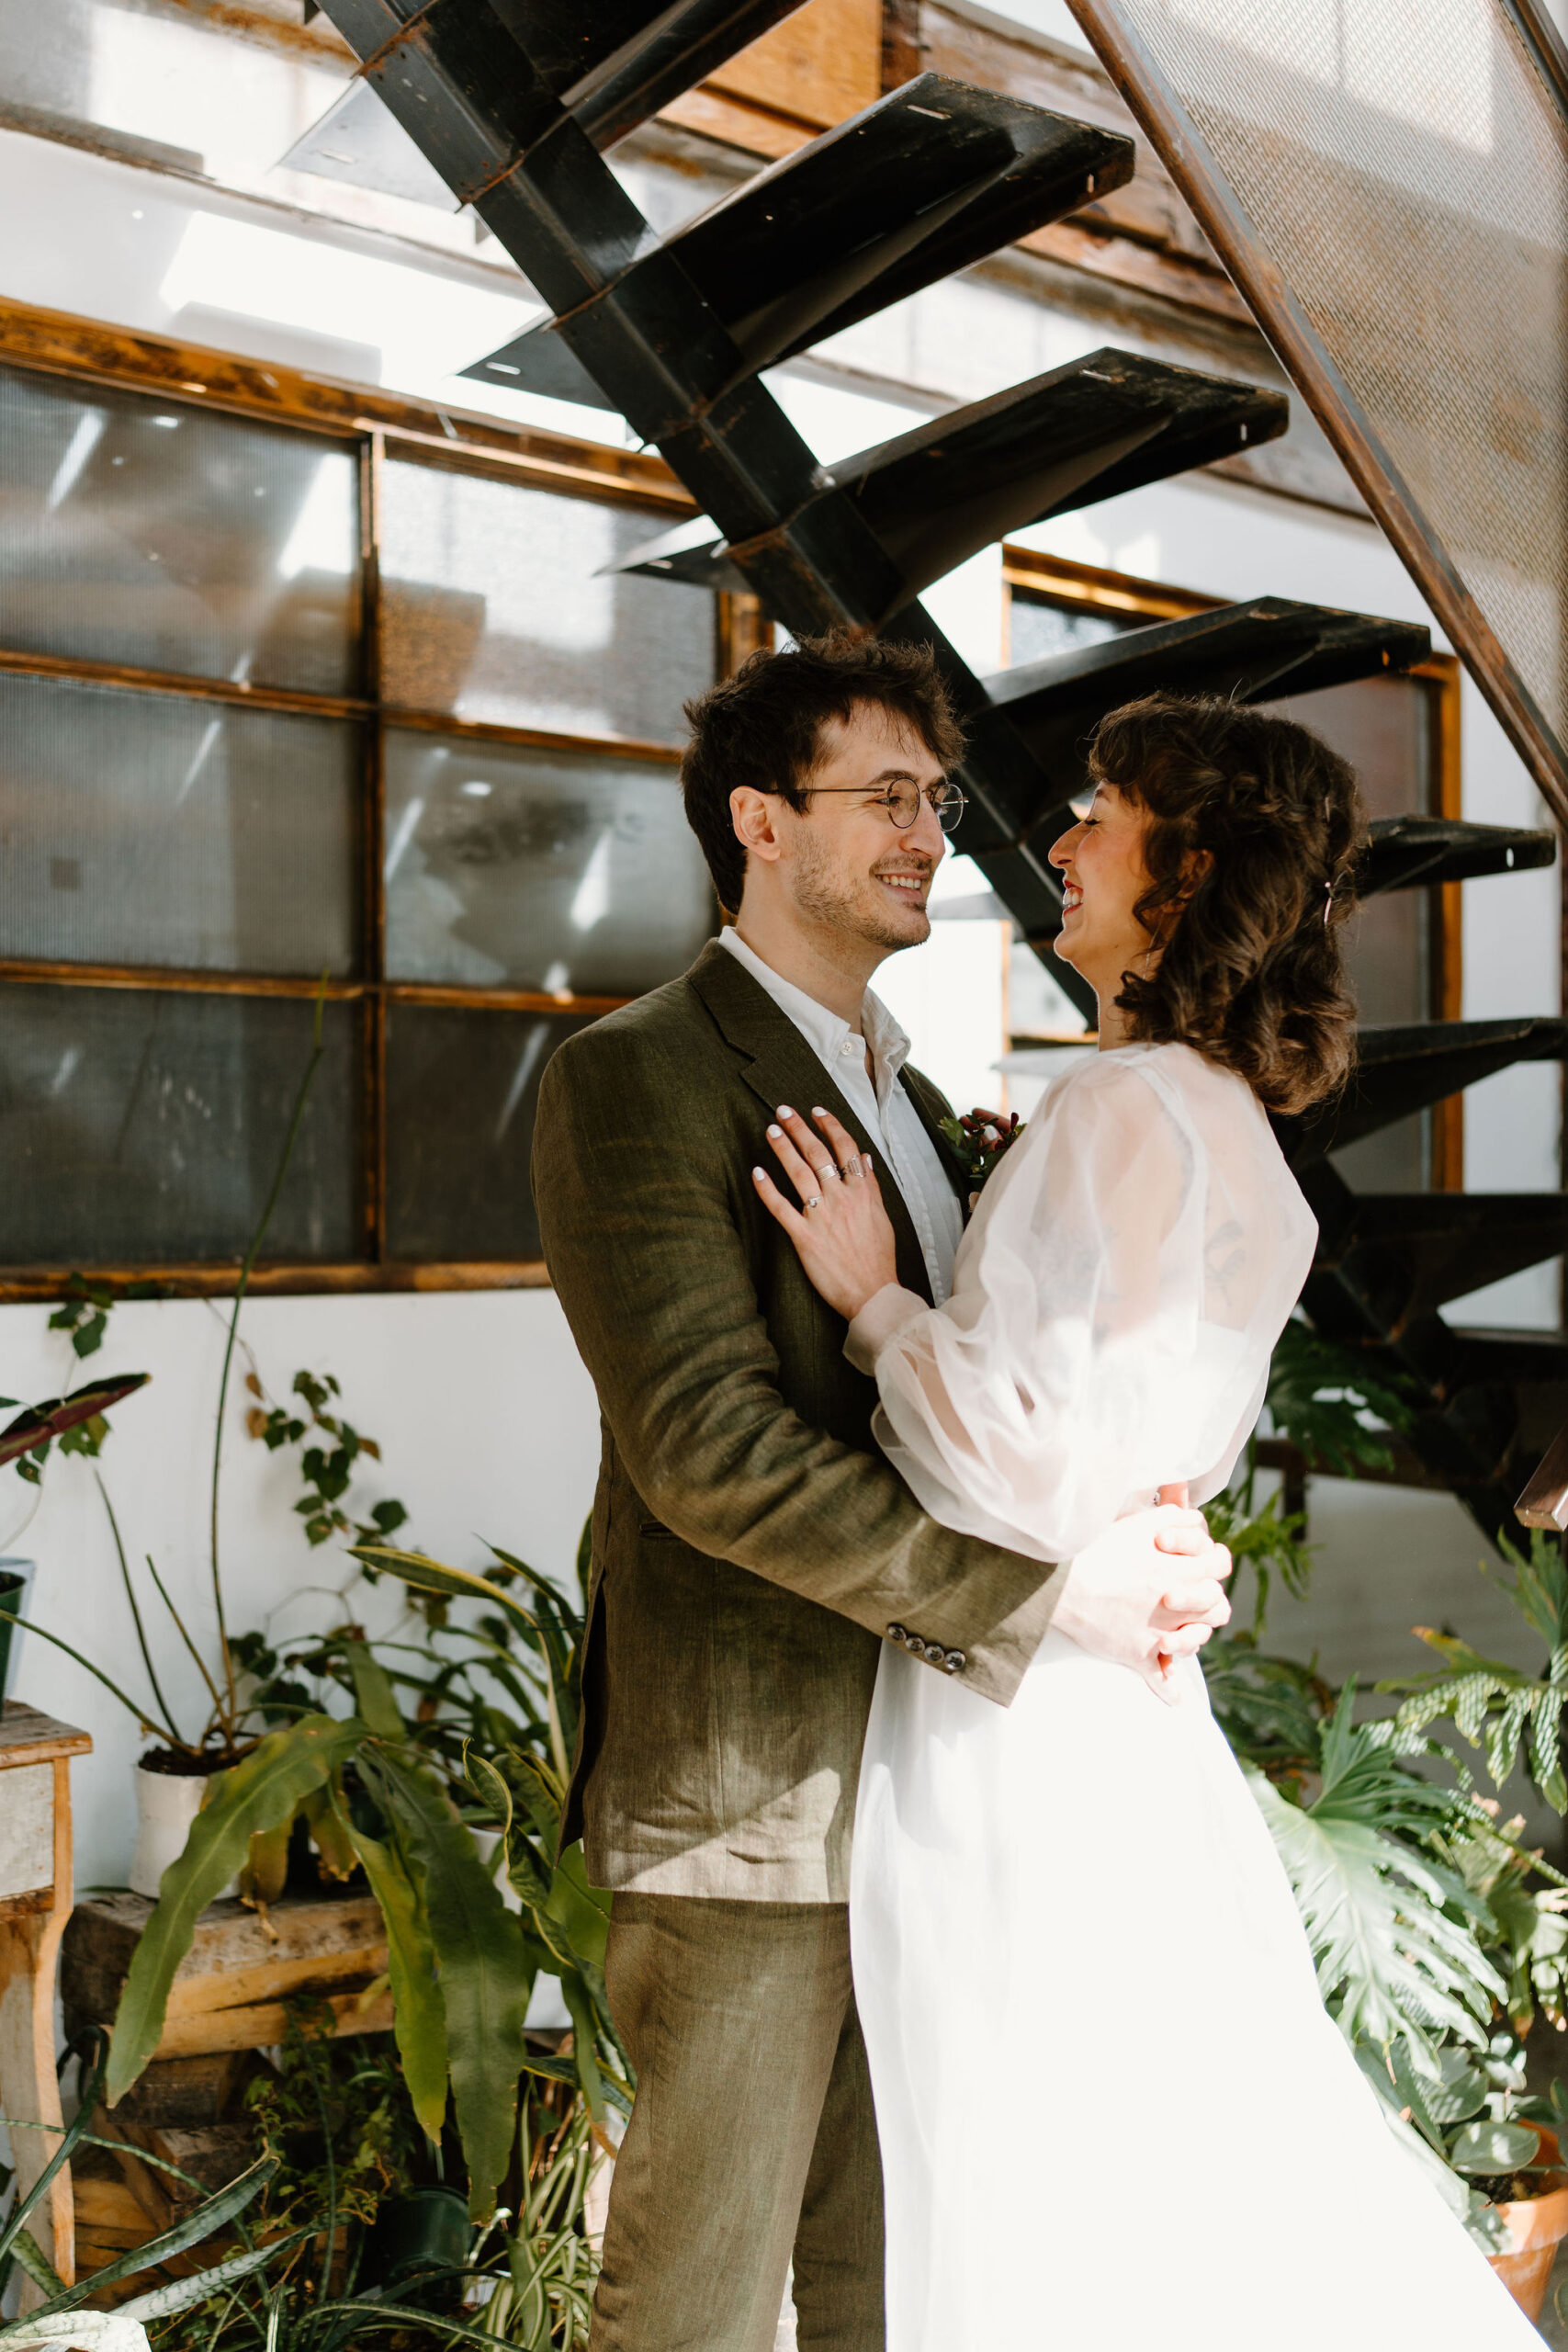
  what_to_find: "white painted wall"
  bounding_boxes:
[0,1291,600,1891]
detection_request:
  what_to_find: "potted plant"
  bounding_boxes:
[101,1535,626,2232]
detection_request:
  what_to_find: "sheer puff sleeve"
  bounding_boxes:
[850,1046,1316,1565]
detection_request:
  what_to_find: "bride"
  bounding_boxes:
[752,694,1538,2347]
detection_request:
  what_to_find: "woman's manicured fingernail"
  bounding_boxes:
[811,1106,828,1118]
[776,1105,794,1119]
[767,1123,782,1137]
[752,1167,766,1181]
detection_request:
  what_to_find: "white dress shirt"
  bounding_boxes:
[718,927,964,1304]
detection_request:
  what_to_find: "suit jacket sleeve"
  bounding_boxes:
[532,1016,1061,1706]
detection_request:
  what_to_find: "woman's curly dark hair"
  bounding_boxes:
[1087,694,1366,1114]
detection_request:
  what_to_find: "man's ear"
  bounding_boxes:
[730,785,784,866]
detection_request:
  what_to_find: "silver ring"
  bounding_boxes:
[821,1162,840,1181]
[803,1196,822,1213]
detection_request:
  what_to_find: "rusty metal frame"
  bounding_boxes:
[0,306,727,1301]
[1066,0,1568,832]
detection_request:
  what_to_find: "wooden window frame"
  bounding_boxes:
[0,298,757,1302]
[1002,546,1464,1188]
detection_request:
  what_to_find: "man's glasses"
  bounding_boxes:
[802,779,967,833]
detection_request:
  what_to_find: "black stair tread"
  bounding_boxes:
[1319,1192,1568,1311]
[1443,1328,1568,1386]
[975,597,1428,823]
[1278,1016,1568,1166]
[615,349,1287,615]
[563,0,810,149]
[1359,814,1556,896]
[1355,1017,1568,1063]
[829,351,1287,593]
[1337,1191,1568,1234]
[464,76,1133,408]
[986,597,1427,730]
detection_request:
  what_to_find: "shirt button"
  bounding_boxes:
[841,1040,856,1056]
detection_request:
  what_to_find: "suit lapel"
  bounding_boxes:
[689,940,936,1306]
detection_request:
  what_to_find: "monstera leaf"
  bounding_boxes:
[1250,1689,1503,2060]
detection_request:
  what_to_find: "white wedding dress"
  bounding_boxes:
[848,1042,1538,2347]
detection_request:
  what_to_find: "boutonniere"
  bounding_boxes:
[939,1108,1025,1193]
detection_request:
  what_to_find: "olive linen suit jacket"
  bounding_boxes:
[531,938,1063,1904]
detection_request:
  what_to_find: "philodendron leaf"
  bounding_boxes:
[373,1755,530,2221]
[241,1815,292,1906]
[300,1782,357,1882]
[344,1639,403,1741]
[546,1844,612,1973]
[107,1717,367,2104]
[464,1747,513,1830]
[1449,2120,1541,2176]
[559,1970,605,2124]
[337,1794,449,2145]
[348,1545,540,1642]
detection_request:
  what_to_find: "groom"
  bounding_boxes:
[532,636,1232,2351]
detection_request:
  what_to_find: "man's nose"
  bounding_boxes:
[907,793,947,857]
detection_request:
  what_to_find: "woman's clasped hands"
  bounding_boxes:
[753,1105,899,1320]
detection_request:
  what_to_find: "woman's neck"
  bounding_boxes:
[1094,990,1134,1052]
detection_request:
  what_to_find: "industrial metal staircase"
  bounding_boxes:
[314,0,1564,1539]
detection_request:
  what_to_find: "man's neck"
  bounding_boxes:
[730,909,885,1029]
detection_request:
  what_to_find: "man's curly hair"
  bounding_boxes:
[1088,694,1366,1114]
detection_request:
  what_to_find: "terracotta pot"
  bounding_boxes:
[129,1758,238,1902]
[1486,2124,1568,2322]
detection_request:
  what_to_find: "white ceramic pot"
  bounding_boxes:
[129,1761,236,1901]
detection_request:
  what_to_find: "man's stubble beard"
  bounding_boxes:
[788,826,930,955]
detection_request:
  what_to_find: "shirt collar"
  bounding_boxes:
[716,928,911,1093]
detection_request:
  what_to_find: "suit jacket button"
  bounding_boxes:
[942,1649,966,1675]
[886,1623,907,1645]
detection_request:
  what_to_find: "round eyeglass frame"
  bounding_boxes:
[801,780,967,833]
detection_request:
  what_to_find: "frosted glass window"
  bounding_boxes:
[0,367,359,693]
[0,986,359,1263]
[1008,595,1127,665]
[383,729,715,994]
[378,460,716,741]
[0,674,358,975]
[385,1004,594,1261]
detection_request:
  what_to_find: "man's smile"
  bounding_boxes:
[874,866,931,907]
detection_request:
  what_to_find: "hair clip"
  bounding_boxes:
[1323,876,1336,924]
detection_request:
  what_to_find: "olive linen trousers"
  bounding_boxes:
[590,1895,883,2352]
